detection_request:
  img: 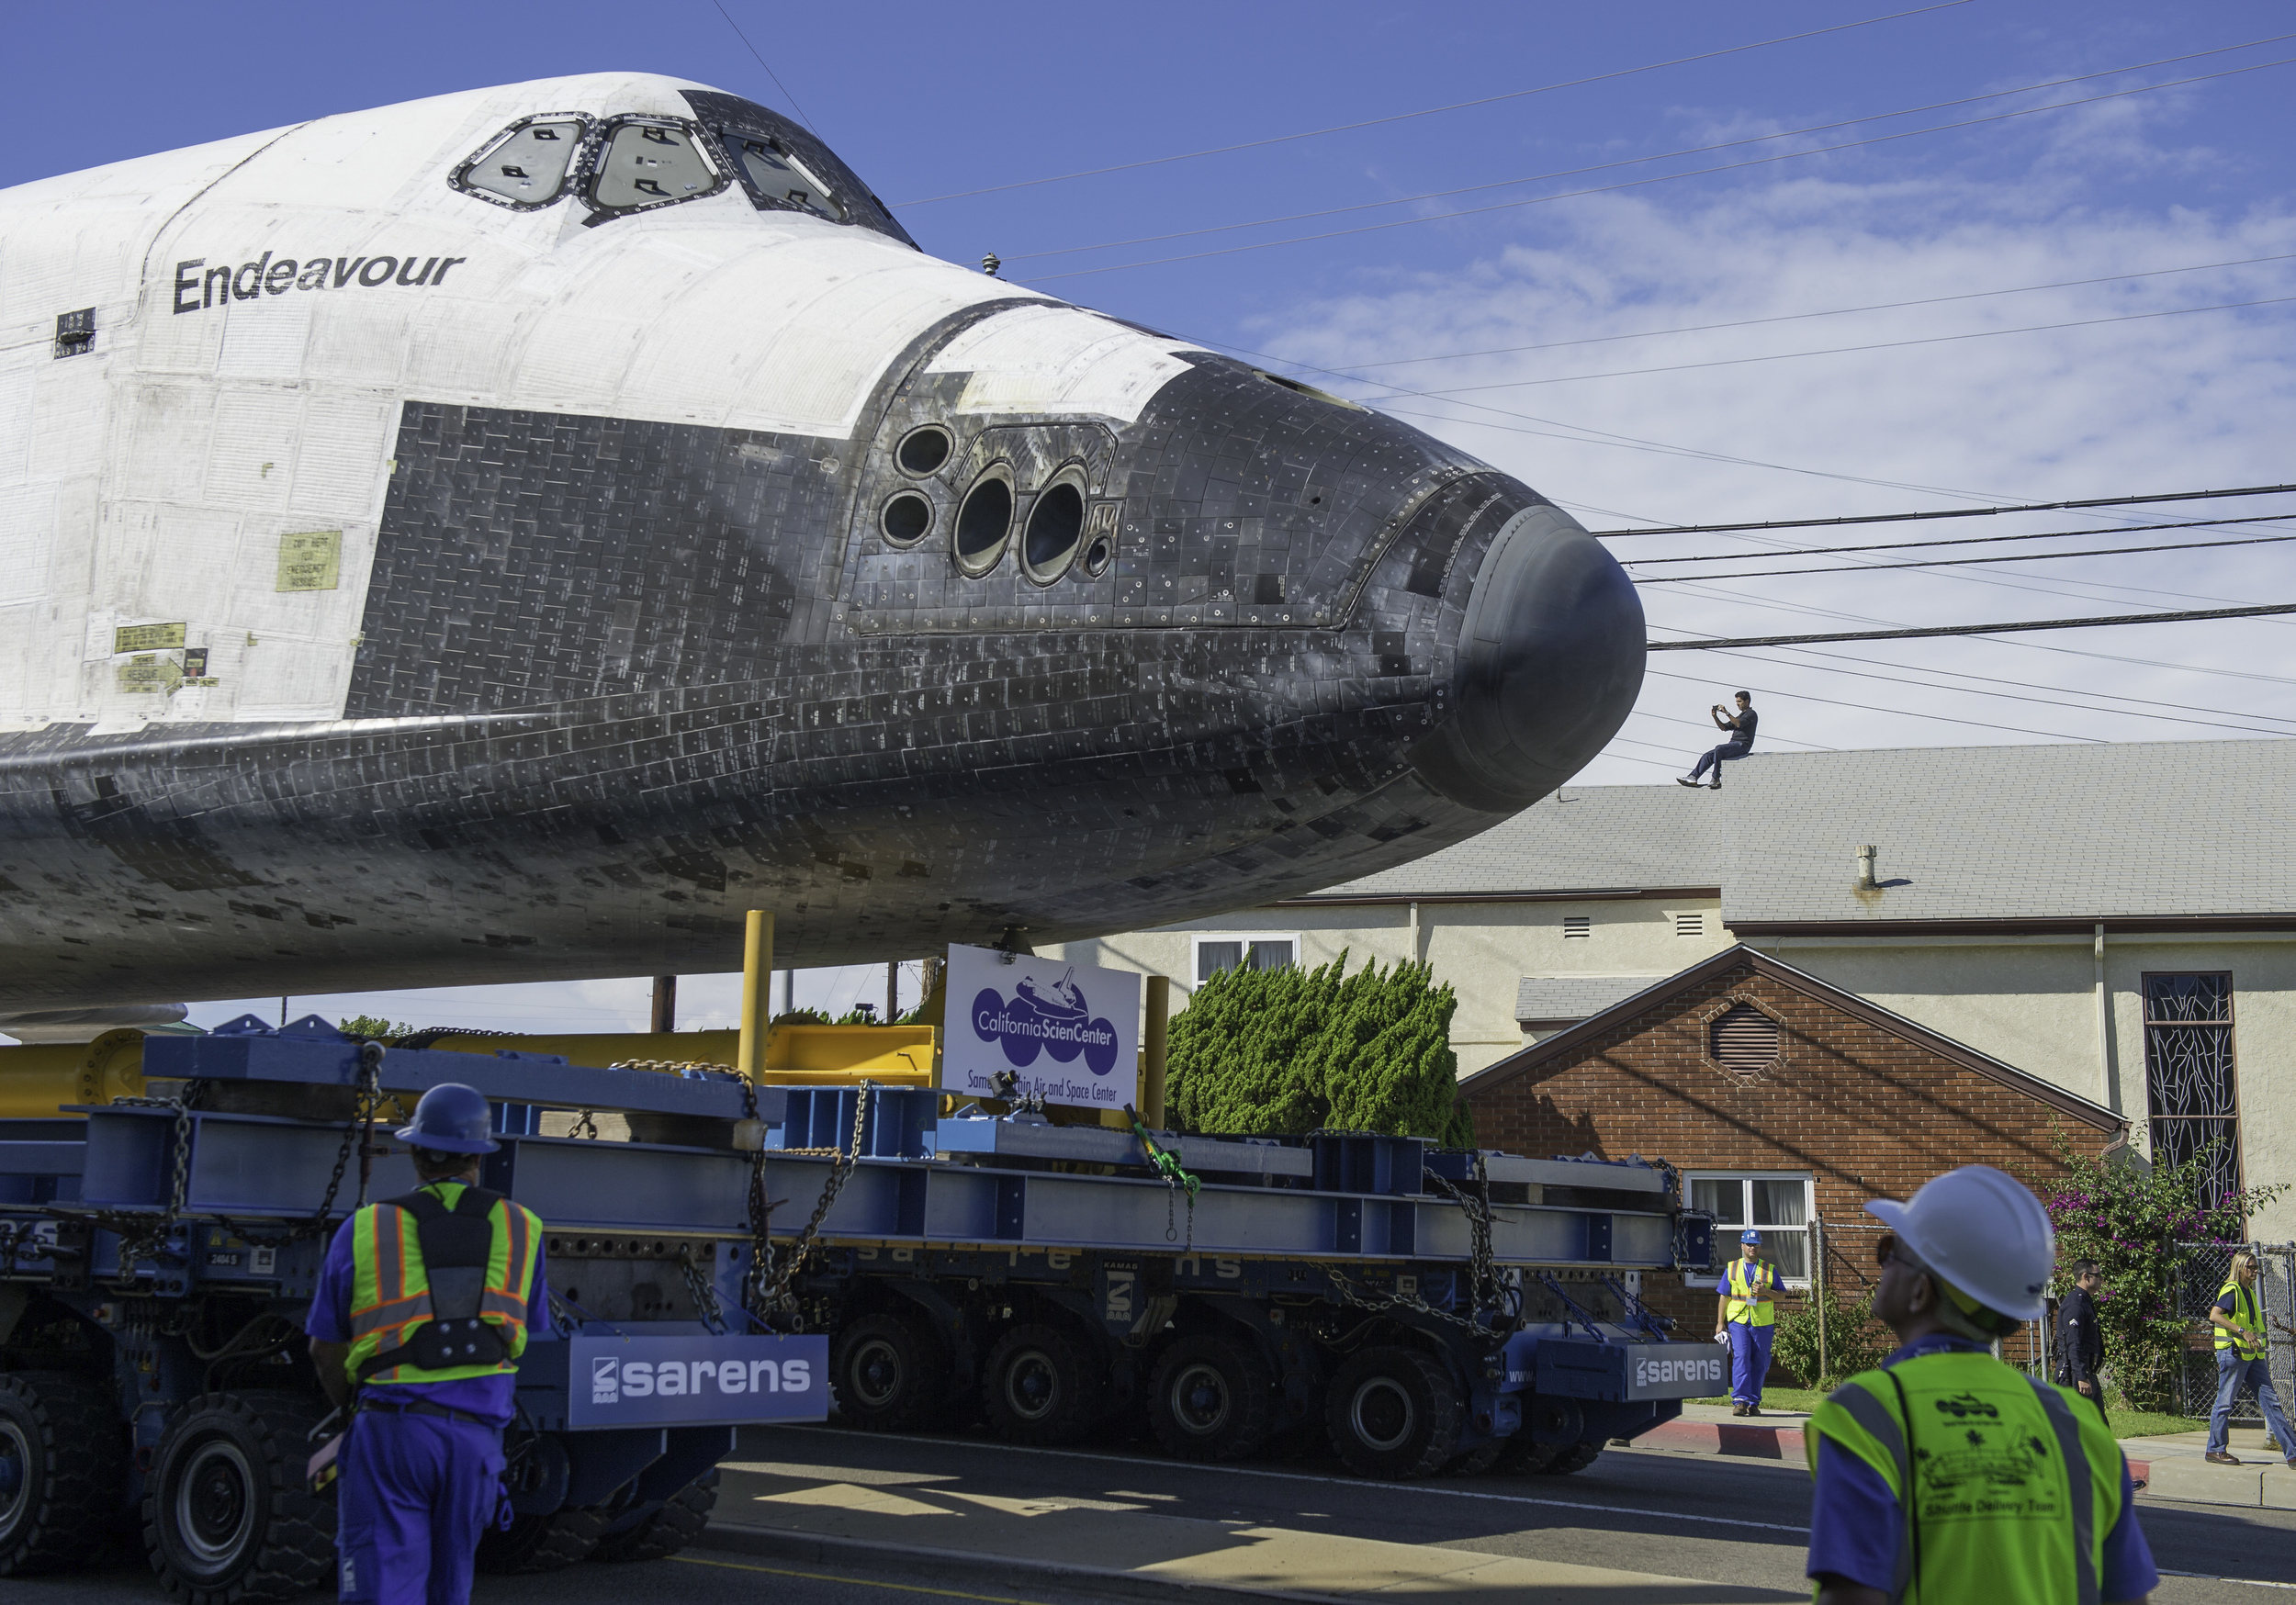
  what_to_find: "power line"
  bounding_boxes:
[1019,55,2296,283]
[1593,482,2296,536]
[1622,512,2296,564]
[1648,602,2296,651]
[1013,38,2296,264]
[892,2,1975,207]
[1277,253,2296,374]
[708,0,827,139]
[1363,292,2296,398]
[1640,667,2103,742]
[1634,526,2296,582]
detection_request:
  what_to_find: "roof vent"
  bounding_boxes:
[1855,845,1878,890]
[1708,1003,1779,1073]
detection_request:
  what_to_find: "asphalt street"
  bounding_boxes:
[17,1424,2296,1603]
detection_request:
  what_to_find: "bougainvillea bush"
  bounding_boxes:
[2034,1128,2283,1412]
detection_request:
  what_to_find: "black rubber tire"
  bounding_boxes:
[981,1323,1103,1447]
[0,1370,128,1575]
[1146,1335,1275,1463]
[832,1311,950,1432]
[1440,1441,1503,1476]
[1537,1441,1604,1476]
[475,1504,609,1574]
[590,1470,717,1564]
[1323,1347,1464,1480]
[141,1390,334,1605]
[1489,1431,1562,1475]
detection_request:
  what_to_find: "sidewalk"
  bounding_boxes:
[703,1456,1800,1603]
[1632,1401,1811,1463]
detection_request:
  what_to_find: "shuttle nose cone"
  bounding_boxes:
[1410,504,1645,812]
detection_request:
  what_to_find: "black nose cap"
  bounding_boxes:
[1409,505,1645,813]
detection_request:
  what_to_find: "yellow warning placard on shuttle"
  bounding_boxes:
[277,530,342,591]
[113,622,186,653]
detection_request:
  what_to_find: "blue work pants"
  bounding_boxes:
[2208,1351,2296,1457]
[1690,740,1750,781]
[1728,1320,1773,1408]
[337,1410,505,1605]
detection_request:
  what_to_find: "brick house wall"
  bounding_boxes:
[1461,948,2125,1381]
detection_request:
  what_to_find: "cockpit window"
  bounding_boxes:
[587,118,726,214]
[452,116,588,208]
[726,134,845,222]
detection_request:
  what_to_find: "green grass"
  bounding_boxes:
[1690,1393,2208,1440]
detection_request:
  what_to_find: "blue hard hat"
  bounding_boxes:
[1739,1229,1763,1245]
[395,1083,499,1155]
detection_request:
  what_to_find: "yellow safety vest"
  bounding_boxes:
[2215,1279,2266,1360]
[1806,1350,2123,1605]
[346,1181,540,1387]
[1726,1258,1777,1328]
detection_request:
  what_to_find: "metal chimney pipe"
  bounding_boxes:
[1856,845,1878,890]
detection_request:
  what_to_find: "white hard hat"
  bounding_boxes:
[1865,1165,2054,1322]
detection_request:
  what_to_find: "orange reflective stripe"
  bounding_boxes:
[349,1295,428,1340]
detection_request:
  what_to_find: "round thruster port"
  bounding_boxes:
[881,490,932,546]
[895,425,952,476]
[1079,533,1114,578]
[953,469,1014,576]
[1020,478,1086,585]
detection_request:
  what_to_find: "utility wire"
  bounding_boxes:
[1647,602,2296,651]
[1282,253,2296,374]
[1639,667,2104,742]
[1013,37,2296,264]
[1634,527,2296,582]
[1593,482,2296,536]
[708,0,827,139]
[1622,512,2296,564]
[1020,55,2296,283]
[893,2,1974,207]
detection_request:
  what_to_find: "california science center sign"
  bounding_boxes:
[942,944,1141,1112]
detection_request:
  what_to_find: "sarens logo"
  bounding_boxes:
[172,253,470,313]
[1634,1354,1726,1389]
[587,1354,810,1405]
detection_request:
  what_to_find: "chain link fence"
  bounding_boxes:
[1798,1219,2050,1384]
[2171,1240,2295,1423]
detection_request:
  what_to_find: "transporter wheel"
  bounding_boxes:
[590,1470,716,1563]
[1440,1442,1503,1476]
[1146,1335,1274,1463]
[982,1324,1102,1447]
[1537,1441,1604,1476]
[142,1391,333,1605]
[1489,1431,1563,1475]
[832,1311,950,1432]
[476,1504,609,1574]
[0,1370,128,1575]
[1323,1347,1463,1480]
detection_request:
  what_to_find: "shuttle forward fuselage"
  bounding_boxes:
[0,74,1644,1006]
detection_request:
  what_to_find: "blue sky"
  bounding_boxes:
[6,2,2292,1032]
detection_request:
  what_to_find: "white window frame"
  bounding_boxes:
[1683,1170,1814,1290]
[1189,932,1302,986]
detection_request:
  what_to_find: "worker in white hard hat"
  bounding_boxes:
[1805,1166,2157,1605]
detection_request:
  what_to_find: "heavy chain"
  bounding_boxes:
[677,1244,728,1334]
[1322,1159,1515,1338]
[609,1059,737,1073]
[744,1080,873,1328]
[211,1047,389,1251]
[569,1110,600,1140]
[81,1083,208,1275]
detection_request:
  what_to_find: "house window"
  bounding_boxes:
[1561,915,1591,939]
[1674,912,1704,937]
[1708,1003,1779,1072]
[2144,972,2242,1206]
[1686,1173,1811,1285]
[1193,933,1299,984]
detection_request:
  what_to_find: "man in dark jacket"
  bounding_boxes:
[2055,1259,2109,1422]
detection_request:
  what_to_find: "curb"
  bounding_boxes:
[1639,1419,1806,1460]
[693,1521,1354,1605]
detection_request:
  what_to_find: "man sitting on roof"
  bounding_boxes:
[1682,691,1757,790]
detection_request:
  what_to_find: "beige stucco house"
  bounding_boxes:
[1041,739,2296,1240]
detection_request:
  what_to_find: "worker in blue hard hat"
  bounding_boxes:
[1806,1165,2156,1604]
[1713,1228,1778,1416]
[306,1083,551,1605]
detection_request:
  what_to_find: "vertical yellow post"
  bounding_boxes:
[1140,975,1171,1128]
[737,911,774,1082]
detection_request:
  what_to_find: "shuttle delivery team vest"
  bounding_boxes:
[347,1181,540,1386]
[1806,1350,2123,1605]
[1726,1258,1778,1327]
[2215,1280,2266,1359]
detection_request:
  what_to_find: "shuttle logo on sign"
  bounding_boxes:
[568,1335,828,1428]
[942,944,1140,1110]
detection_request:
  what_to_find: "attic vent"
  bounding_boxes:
[1562,915,1591,939]
[1674,913,1704,937]
[1708,1004,1779,1072]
